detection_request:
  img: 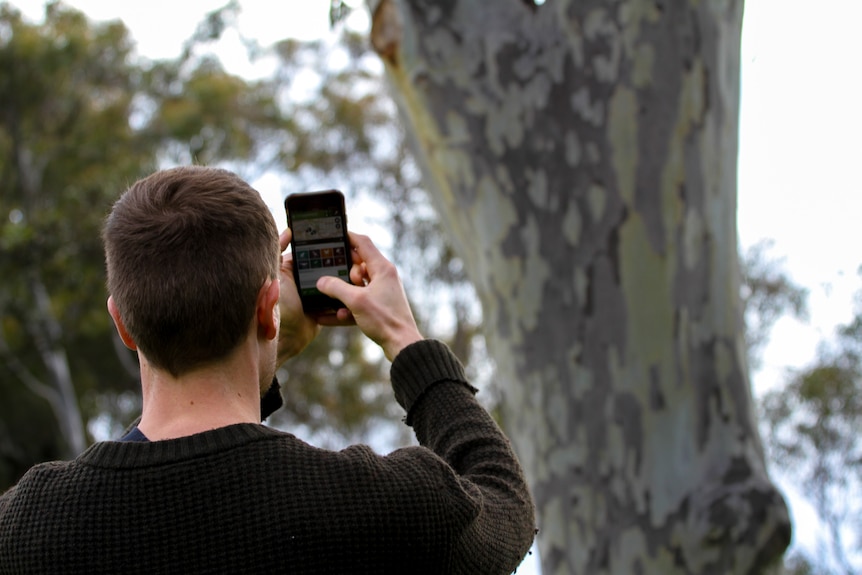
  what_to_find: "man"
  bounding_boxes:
[0,166,536,574]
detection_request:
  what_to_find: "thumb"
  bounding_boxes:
[279,228,292,252]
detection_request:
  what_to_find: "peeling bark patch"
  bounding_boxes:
[721,337,760,444]
[587,182,607,222]
[692,336,719,450]
[474,175,518,247]
[619,215,673,367]
[613,391,644,472]
[585,255,628,360]
[564,130,582,166]
[570,87,605,127]
[562,199,583,247]
[607,86,638,205]
[682,207,706,270]
[584,7,622,83]
[649,364,666,409]
[516,214,552,333]
[683,456,791,573]
[525,168,550,209]
[631,43,655,88]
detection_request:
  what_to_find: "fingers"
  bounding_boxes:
[349,261,368,286]
[316,307,356,327]
[316,234,421,360]
[273,226,323,363]
[347,232,385,271]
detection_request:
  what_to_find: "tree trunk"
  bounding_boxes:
[8,112,88,458]
[369,0,791,572]
[27,273,88,456]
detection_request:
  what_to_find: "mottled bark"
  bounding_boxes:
[369,0,790,573]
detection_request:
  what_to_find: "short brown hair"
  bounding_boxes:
[103,166,279,376]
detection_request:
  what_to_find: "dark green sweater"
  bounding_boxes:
[0,340,535,574]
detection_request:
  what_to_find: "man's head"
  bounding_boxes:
[103,166,280,377]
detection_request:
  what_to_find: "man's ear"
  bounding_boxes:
[256,278,280,341]
[107,296,137,350]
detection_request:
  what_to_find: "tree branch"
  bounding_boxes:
[0,323,62,410]
[25,271,87,455]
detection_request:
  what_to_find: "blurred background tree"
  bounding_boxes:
[1,0,476,489]
[742,243,862,575]
[0,2,156,474]
[760,282,862,575]
[0,0,420,486]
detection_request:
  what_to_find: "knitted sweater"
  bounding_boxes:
[0,340,535,574]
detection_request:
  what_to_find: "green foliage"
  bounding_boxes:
[783,553,818,575]
[0,374,64,489]
[0,1,154,467]
[741,243,862,573]
[741,240,809,368]
[760,278,862,575]
[0,0,490,497]
[272,327,391,445]
[0,1,398,490]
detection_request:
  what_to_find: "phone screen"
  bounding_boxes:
[285,191,352,313]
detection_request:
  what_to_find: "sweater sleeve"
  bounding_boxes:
[0,482,16,525]
[389,339,536,574]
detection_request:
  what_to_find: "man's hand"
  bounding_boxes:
[276,228,320,366]
[316,233,423,361]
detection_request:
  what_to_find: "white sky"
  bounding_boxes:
[739,0,862,567]
[740,0,862,386]
[11,0,862,571]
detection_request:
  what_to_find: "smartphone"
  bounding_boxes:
[285,190,353,314]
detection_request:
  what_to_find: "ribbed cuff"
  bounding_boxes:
[390,339,475,415]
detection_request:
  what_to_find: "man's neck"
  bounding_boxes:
[136,349,264,441]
